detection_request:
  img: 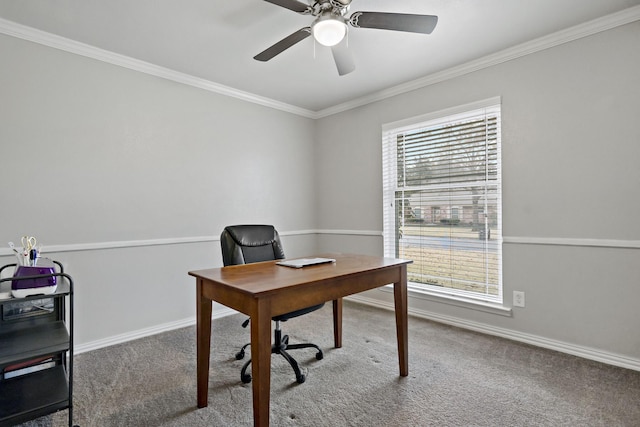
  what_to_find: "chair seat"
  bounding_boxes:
[273,303,325,322]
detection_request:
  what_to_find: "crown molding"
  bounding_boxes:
[0,17,317,119]
[314,5,640,118]
[1,5,639,120]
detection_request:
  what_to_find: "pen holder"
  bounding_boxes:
[11,262,57,298]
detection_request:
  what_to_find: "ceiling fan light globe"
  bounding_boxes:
[313,18,347,47]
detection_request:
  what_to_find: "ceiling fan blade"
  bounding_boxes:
[349,12,438,34]
[264,0,310,14]
[331,39,355,76]
[254,27,312,62]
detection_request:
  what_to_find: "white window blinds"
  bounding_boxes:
[382,99,502,303]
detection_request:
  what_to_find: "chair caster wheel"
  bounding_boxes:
[296,374,306,384]
[235,350,245,360]
[241,373,252,384]
[315,351,323,360]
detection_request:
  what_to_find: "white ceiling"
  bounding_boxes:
[0,0,639,113]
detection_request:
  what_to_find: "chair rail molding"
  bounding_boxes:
[2,232,638,257]
[503,236,640,249]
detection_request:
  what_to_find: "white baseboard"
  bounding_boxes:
[73,306,237,355]
[75,295,640,372]
[346,294,640,372]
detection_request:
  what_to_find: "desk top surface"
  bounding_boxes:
[189,253,411,297]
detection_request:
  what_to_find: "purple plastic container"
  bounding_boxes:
[11,263,57,297]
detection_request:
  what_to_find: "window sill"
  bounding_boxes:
[380,285,512,317]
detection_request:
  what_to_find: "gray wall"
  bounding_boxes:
[0,34,317,347]
[1,20,639,367]
[314,22,640,363]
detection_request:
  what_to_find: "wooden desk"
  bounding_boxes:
[189,253,411,427]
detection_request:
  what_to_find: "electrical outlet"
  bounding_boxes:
[513,291,525,307]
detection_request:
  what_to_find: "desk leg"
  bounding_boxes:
[250,300,272,427]
[196,278,212,408]
[332,298,343,348]
[394,265,409,377]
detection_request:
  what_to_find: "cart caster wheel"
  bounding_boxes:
[235,350,245,360]
[296,374,306,384]
[315,351,323,360]
[241,373,252,384]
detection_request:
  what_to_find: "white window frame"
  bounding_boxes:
[382,97,503,304]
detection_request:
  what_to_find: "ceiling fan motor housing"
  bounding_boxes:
[329,0,351,8]
[313,0,350,17]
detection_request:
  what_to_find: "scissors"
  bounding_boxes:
[21,236,37,252]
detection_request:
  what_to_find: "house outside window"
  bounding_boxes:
[382,98,502,303]
[451,207,460,220]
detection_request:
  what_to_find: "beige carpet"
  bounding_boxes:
[17,301,640,426]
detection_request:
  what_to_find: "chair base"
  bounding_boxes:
[235,327,323,384]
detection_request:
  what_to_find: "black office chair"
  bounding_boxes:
[220,224,324,384]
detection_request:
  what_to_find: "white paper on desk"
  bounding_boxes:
[276,258,336,268]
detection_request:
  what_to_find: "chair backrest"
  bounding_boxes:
[220,225,285,266]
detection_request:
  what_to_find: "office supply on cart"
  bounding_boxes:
[8,236,43,267]
[11,257,58,298]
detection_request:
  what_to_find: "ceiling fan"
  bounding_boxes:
[254,0,438,76]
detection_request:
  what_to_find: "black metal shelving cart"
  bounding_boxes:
[0,261,75,427]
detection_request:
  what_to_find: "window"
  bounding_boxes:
[382,99,502,303]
